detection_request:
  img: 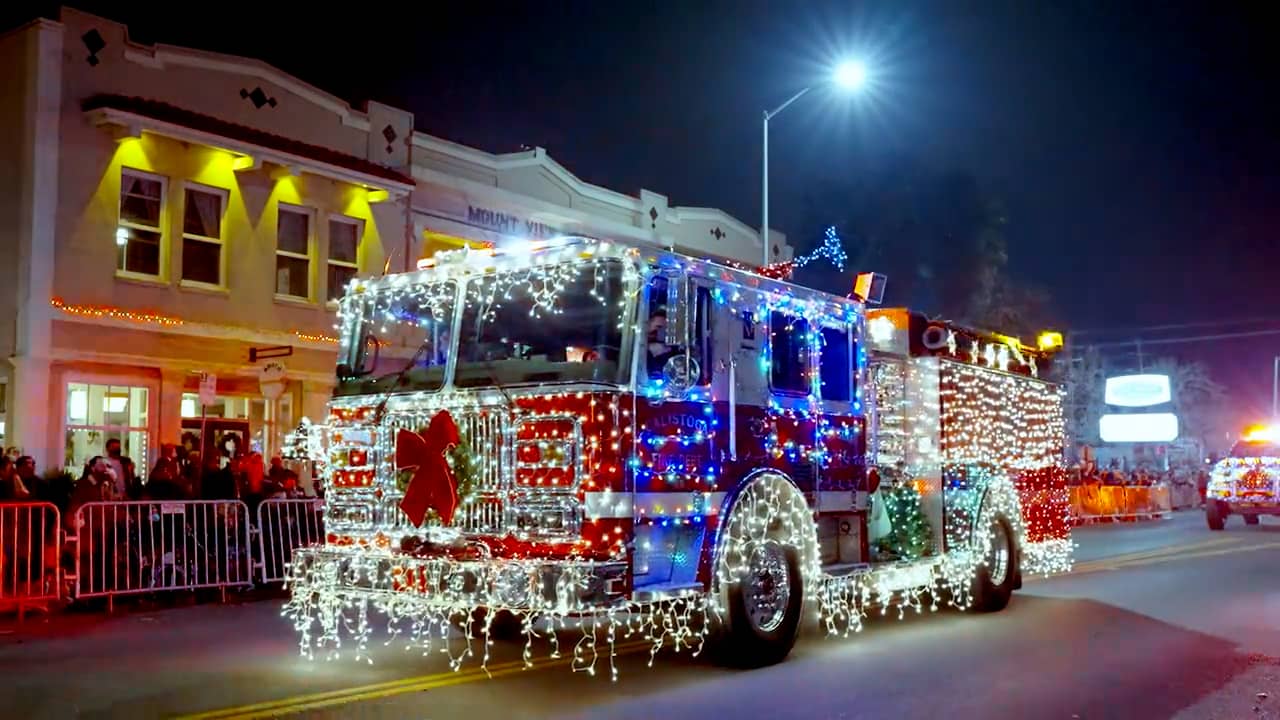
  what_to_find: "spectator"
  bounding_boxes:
[0,456,30,500]
[146,444,185,500]
[15,456,38,498]
[67,457,113,530]
[104,439,136,499]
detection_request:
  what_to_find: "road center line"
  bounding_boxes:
[176,639,655,720]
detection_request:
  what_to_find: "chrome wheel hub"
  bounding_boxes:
[744,543,790,633]
[987,521,1010,586]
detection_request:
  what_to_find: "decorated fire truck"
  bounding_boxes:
[286,235,1071,673]
[1205,424,1280,529]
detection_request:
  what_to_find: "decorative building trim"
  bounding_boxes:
[121,47,372,131]
[51,304,339,353]
[411,136,639,211]
[49,347,336,384]
[86,103,413,194]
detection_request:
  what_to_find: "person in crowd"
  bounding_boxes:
[145,444,185,500]
[66,457,113,530]
[0,456,29,500]
[200,453,237,500]
[15,456,38,498]
[103,439,136,499]
[181,450,203,499]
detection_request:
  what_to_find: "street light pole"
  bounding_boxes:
[1272,355,1278,420]
[761,86,812,268]
[758,60,868,269]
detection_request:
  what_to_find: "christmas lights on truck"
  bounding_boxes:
[286,236,1072,676]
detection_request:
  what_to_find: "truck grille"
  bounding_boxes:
[455,411,507,533]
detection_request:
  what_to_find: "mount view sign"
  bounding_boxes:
[466,205,560,239]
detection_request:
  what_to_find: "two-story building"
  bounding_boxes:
[0,7,792,475]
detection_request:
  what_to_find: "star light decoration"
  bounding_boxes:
[288,237,1071,680]
[754,225,848,281]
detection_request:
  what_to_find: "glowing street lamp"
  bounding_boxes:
[760,60,870,267]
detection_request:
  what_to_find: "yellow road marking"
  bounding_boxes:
[1069,536,1238,572]
[1100,541,1280,570]
[177,639,653,720]
[1071,540,1280,575]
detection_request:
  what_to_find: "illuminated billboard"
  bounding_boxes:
[1104,374,1172,407]
[1099,412,1179,443]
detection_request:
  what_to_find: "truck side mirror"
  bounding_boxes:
[663,273,689,346]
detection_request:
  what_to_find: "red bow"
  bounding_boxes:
[396,410,461,527]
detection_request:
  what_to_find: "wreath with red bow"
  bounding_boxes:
[395,419,480,526]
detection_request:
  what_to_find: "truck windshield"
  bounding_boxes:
[1229,441,1280,458]
[454,260,632,388]
[334,281,456,397]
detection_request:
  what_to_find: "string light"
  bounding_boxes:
[50,297,348,348]
[50,296,183,326]
[755,226,847,280]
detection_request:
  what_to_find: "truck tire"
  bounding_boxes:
[1206,501,1226,530]
[1244,514,1260,525]
[969,515,1018,613]
[720,541,805,668]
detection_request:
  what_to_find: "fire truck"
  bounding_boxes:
[286,236,1071,672]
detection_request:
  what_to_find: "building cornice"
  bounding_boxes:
[121,46,372,131]
[87,104,413,194]
[411,135,639,211]
[51,305,341,354]
[49,347,336,384]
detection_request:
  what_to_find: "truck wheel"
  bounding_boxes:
[721,541,805,668]
[1206,501,1226,530]
[969,515,1018,613]
[1243,514,1260,526]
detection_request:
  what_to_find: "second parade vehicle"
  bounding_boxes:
[1205,425,1280,530]
[287,235,1072,672]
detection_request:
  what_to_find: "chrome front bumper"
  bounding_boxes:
[289,546,629,612]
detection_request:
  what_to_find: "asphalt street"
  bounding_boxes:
[2,510,1277,720]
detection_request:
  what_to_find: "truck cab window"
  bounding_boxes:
[819,325,852,401]
[770,312,810,394]
[644,277,713,385]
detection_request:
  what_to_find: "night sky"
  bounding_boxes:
[11,1,1280,422]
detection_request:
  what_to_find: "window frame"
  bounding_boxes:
[817,321,854,403]
[179,182,230,290]
[325,214,363,305]
[62,379,156,471]
[116,167,167,281]
[275,203,315,302]
[768,310,812,397]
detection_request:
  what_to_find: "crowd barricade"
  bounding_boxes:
[68,500,254,610]
[0,502,62,618]
[1068,484,1174,525]
[255,497,325,584]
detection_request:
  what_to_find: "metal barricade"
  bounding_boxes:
[0,502,61,617]
[255,497,324,584]
[69,500,252,608]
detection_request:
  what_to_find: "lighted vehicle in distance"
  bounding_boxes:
[286,235,1071,674]
[1205,424,1280,530]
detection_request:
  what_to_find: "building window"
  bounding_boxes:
[65,383,150,470]
[117,170,164,277]
[276,207,311,299]
[182,186,226,286]
[327,217,361,302]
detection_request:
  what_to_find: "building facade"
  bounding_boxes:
[0,7,790,474]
